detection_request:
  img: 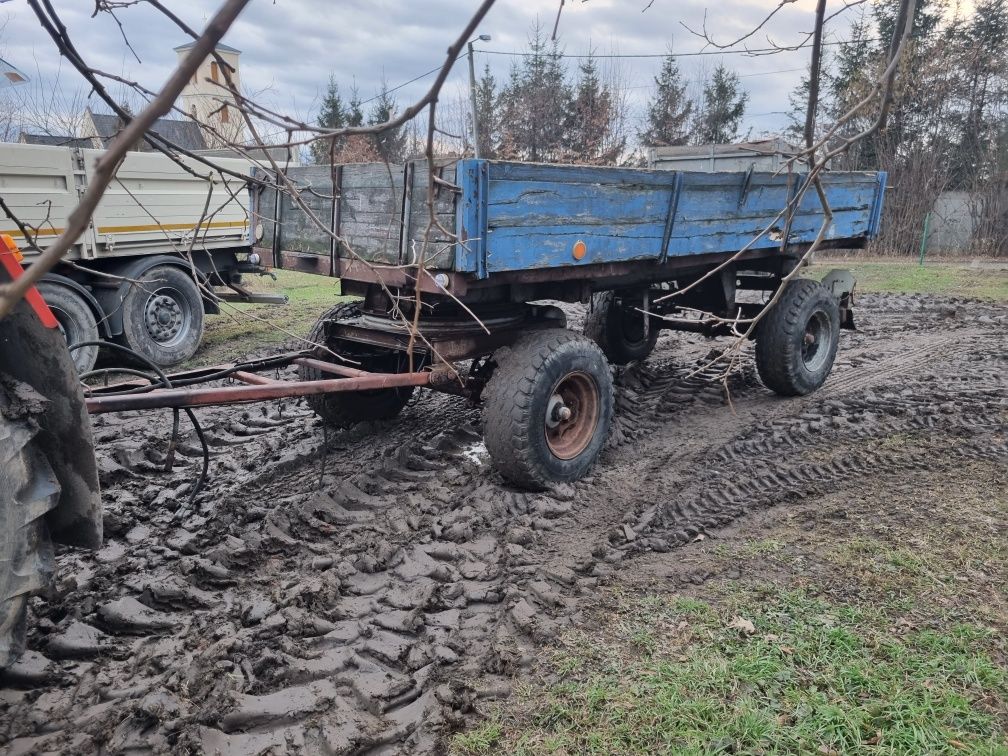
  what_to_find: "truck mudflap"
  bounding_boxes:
[821,268,857,330]
[0,238,102,549]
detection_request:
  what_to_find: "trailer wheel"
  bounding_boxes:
[583,291,659,365]
[299,302,416,427]
[36,282,100,374]
[119,265,205,367]
[1,381,59,669]
[484,330,613,489]
[755,278,840,396]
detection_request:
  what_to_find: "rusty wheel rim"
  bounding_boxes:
[544,371,599,460]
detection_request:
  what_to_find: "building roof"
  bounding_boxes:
[173,41,241,54]
[87,110,208,151]
[18,132,95,148]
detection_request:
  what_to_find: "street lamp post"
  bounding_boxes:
[467,34,491,159]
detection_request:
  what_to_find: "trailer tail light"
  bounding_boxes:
[0,234,59,329]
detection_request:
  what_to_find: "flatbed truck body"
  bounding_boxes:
[0,143,280,371]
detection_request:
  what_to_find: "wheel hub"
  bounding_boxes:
[544,371,599,460]
[144,293,185,344]
[801,311,830,371]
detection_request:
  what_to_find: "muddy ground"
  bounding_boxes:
[0,290,1005,754]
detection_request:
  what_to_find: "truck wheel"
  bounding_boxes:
[1,382,59,669]
[583,291,659,365]
[755,278,840,396]
[299,302,415,427]
[484,330,613,489]
[119,265,205,367]
[36,282,99,374]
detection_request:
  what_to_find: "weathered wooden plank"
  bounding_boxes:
[487,181,671,228]
[489,160,681,187]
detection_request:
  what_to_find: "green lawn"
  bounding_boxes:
[808,259,1008,301]
[194,269,348,366]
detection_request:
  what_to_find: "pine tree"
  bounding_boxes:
[692,64,748,144]
[347,86,364,128]
[367,80,406,163]
[473,63,498,158]
[639,52,693,147]
[497,23,573,162]
[785,68,812,145]
[311,75,347,165]
[567,53,624,162]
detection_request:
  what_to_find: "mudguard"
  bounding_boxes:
[821,268,857,330]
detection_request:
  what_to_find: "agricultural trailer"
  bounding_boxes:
[83,158,886,490]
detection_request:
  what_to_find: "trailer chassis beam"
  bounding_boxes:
[83,355,443,414]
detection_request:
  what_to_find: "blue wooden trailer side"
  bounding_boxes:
[453,160,886,279]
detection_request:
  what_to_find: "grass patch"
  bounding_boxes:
[472,588,1006,755]
[456,464,1007,755]
[808,259,1008,301]
[453,718,503,754]
[188,270,348,367]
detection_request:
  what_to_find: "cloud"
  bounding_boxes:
[1,0,848,141]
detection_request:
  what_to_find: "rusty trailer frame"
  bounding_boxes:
[82,353,450,414]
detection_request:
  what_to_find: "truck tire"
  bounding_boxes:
[755,278,840,396]
[583,291,659,365]
[119,265,204,367]
[484,329,613,489]
[36,281,100,374]
[1,382,59,669]
[299,302,415,427]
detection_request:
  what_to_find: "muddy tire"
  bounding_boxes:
[755,278,840,396]
[484,329,613,489]
[36,282,100,374]
[1,383,59,669]
[583,291,659,365]
[119,265,205,367]
[299,302,415,427]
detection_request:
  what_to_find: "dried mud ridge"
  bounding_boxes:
[1,293,1005,754]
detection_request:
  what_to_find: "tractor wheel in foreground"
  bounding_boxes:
[1,380,59,669]
[119,265,205,367]
[299,302,416,427]
[36,281,100,374]
[484,329,613,489]
[755,278,840,396]
[583,290,659,365]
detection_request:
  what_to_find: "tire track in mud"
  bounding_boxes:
[1,294,1005,754]
[597,328,1006,557]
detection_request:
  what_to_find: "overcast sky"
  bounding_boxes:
[1,0,868,143]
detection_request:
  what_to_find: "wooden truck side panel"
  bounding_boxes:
[255,158,886,282]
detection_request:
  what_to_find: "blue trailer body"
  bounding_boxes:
[256,160,886,284]
[452,160,886,279]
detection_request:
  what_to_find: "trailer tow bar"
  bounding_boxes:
[82,352,443,414]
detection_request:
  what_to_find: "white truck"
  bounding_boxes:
[0,143,280,372]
